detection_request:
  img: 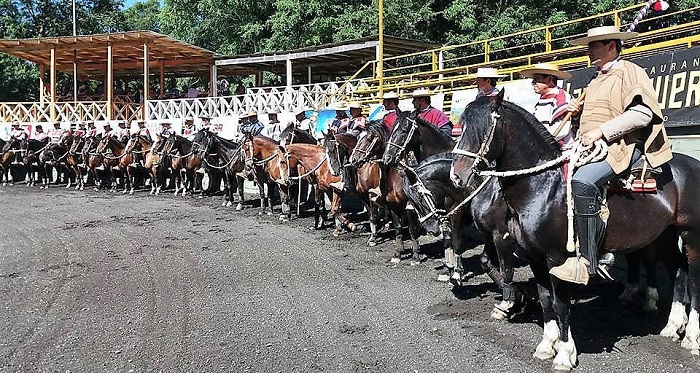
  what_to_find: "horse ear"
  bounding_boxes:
[489,88,505,111]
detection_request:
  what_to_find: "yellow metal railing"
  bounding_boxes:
[324,3,700,110]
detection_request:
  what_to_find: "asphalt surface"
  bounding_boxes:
[1,185,699,373]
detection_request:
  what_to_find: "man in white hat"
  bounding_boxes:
[381,92,400,132]
[474,67,505,98]
[9,122,29,162]
[101,122,114,139]
[84,121,97,139]
[239,110,264,137]
[550,26,672,282]
[329,102,350,135]
[48,121,66,143]
[116,120,130,143]
[262,109,285,141]
[519,63,574,146]
[412,89,452,136]
[293,106,313,134]
[182,116,196,140]
[345,102,366,137]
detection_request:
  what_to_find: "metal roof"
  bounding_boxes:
[215,35,440,77]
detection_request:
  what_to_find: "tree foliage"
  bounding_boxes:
[2,0,700,101]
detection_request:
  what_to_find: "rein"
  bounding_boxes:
[386,116,417,157]
[288,153,328,182]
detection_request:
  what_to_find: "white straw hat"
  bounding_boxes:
[571,26,638,46]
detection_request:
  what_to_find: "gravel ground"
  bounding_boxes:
[1,185,699,373]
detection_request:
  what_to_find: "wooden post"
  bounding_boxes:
[286,59,292,87]
[50,48,57,121]
[159,61,165,99]
[39,65,45,108]
[211,65,217,97]
[377,0,384,98]
[143,42,149,121]
[107,44,113,120]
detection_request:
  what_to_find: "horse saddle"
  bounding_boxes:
[608,156,660,193]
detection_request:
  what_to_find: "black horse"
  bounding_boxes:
[383,110,520,303]
[451,92,700,371]
[192,129,247,209]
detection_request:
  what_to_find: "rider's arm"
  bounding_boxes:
[598,103,653,142]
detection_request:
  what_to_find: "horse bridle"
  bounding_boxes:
[452,111,500,177]
[350,135,378,166]
[386,116,418,159]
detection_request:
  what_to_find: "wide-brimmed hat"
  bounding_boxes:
[571,26,638,46]
[199,113,211,120]
[411,88,432,97]
[85,120,95,126]
[474,68,506,79]
[267,109,278,115]
[116,121,126,126]
[160,122,171,127]
[77,121,86,127]
[184,116,194,122]
[333,102,349,111]
[382,92,399,100]
[136,120,146,125]
[102,123,112,128]
[519,63,572,80]
[348,102,363,109]
[11,122,20,127]
[53,121,61,126]
[246,110,258,117]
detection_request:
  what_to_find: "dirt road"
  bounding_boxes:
[0,187,697,372]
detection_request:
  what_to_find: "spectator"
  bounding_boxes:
[187,84,200,98]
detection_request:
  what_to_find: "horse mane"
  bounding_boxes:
[214,134,240,148]
[501,100,559,151]
[418,152,454,166]
[255,135,279,145]
[365,121,388,143]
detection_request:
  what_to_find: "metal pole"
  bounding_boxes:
[73,0,77,113]
[377,0,384,97]
[143,43,149,121]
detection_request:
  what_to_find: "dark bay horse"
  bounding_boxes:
[67,136,87,190]
[145,134,169,195]
[347,122,421,256]
[193,130,247,209]
[39,132,74,188]
[23,139,49,187]
[451,92,700,370]
[123,134,153,194]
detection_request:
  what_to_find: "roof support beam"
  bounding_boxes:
[50,48,56,121]
[286,59,292,88]
[107,43,113,120]
[143,42,149,121]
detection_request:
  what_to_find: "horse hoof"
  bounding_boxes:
[331,229,341,237]
[389,257,401,264]
[410,260,420,266]
[266,211,273,216]
[279,215,289,223]
[347,223,356,232]
[258,211,264,216]
[129,191,134,195]
[367,238,376,247]
[235,203,243,211]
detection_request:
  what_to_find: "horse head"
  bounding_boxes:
[323,133,342,176]
[124,134,140,153]
[350,121,386,166]
[451,89,560,189]
[192,128,213,159]
[383,110,419,166]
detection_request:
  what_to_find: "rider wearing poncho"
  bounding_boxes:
[551,26,673,282]
[411,89,452,137]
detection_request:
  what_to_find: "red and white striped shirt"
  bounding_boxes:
[533,87,574,146]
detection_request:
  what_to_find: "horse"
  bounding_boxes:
[95,135,128,192]
[122,133,153,194]
[383,110,518,297]
[279,126,318,211]
[450,92,700,370]
[279,142,353,234]
[66,136,87,190]
[39,132,74,188]
[242,135,291,219]
[192,129,247,209]
[162,135,201,196]
[347,122,422,256]
[22,139,49,187]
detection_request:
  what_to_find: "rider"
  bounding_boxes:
[344,102,367,138]
[239,111,264,137]
[262,109,285,142]
[381,92,400,133]
[293,106,313,134]
[412,88,452,136]
[182,116,196,141]
[32,124,48,142]
[519,63,575,147]
[199,114,213,131]
[550,26,673,283]
[131,120,152,166]
[9,122,29,163]
[328,102,350,135]
[115,121,130,143]
[84,121,97,139]
[47,122,66,143]
[474,67,505,98]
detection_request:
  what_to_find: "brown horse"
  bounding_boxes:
[145,134,168,195]
[243,135,292,219]
[39,132,74,189]
[348,122,421,255]
[66,136,89,190]
[122,133,154,195]
[95,135,128,192]
[280,143,353,235]
[162,135,200,196]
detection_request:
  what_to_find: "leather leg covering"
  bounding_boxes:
[572,180,604,276]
